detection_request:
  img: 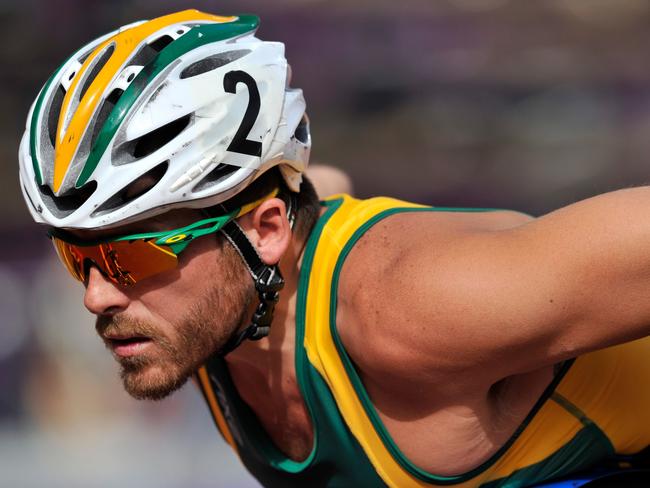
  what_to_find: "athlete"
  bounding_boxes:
[17,9,650,488]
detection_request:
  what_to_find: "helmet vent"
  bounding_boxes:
[78,49,93,65]
[149,35,174,53]
[180,50,251,79]
[38,181,97,218]
[123,35,172,78]
[79,44,115,102]
[129,44,158,69]
[91,161,168,216]
[124,113,192,160]
[192,163,239,193]
[47,85,66,147]
[90,88,124,150]
[294,115,309,144]
[23,184,40,214]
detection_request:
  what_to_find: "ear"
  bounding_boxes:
[237,198,292,265]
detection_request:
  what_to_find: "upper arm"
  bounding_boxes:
[340,190,650,388]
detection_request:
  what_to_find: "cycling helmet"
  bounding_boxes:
[19,9,310,230]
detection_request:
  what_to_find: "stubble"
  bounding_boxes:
[96,242,254,400]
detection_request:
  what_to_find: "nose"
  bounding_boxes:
[83,266,130,316]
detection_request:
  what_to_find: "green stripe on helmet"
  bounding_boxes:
[75,14,260,188]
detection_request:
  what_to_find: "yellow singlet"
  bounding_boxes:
[197,194,650,487]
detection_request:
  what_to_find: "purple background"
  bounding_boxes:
[2,1,650,486]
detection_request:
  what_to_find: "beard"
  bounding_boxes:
[96,242,255,401]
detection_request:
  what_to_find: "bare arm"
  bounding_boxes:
[427,188,650,381]
[342,188,650,389]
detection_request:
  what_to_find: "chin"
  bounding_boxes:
[120,361,193,401]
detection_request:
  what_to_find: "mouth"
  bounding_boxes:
[104,334,154,358]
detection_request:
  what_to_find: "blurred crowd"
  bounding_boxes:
[3,0,650,486]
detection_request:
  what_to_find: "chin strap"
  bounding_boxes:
[217,193,297,356]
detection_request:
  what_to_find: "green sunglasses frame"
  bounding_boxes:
[48,207,240,255]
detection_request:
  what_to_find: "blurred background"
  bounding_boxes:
[3,0,650,486]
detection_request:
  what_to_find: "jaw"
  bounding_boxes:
[119,359,190,401]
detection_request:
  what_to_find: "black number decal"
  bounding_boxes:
[223,70,262,157]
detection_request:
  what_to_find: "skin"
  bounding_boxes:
[76,185,650,474]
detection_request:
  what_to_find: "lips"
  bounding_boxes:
[104,334,154,357]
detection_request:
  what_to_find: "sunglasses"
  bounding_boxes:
[49,190,277,287]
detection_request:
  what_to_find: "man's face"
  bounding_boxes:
[79,211,255,400]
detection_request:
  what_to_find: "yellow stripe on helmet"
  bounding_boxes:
[53,9,236,193]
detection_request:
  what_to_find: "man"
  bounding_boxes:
[18,9,650,488]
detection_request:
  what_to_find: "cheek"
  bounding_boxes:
[126,238,250,342]
[133,243,224,328]
[139,239,220,294]
[178,243,220,279]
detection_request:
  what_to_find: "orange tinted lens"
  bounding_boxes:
[51,237,178,286]
[52,238,87,282]
[100,240,178,285]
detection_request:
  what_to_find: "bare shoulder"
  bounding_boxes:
[335,208,535,394]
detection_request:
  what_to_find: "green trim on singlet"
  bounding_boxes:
[328,205,576,485]
[480,397,616,488]
[199,197,387,487]
[551,393,603,429]
[202,353,316,472]
[293,197,388,485]
[203,200,346,474]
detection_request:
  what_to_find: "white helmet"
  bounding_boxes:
[19,9,310,230]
